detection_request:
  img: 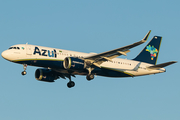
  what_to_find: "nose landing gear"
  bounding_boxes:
[21,64,27,75]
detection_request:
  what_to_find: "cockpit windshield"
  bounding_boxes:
[8,47,20,50]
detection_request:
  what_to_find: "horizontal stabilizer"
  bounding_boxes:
[147,61,177,70]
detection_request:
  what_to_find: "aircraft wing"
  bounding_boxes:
[83,30,151,67]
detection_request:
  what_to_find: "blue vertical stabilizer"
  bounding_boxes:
[133,36,162,65]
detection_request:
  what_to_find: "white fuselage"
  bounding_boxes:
[1,44,166,77]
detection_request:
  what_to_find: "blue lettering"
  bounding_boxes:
[33,47,57,58]
[48,50,54,57]
[33,47,41,55]
[42,49,47,56]
[54,49,57,58]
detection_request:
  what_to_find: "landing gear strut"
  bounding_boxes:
[21,64,27,75]
[86,67,95,81]
[66,75,75,88]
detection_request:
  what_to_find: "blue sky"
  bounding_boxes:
[0,0,180,120]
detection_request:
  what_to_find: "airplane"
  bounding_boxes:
[1,30,177,88]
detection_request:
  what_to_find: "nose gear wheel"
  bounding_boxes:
[21,71,27,75]
[21,64,27,75]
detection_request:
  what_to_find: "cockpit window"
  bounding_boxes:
[8,47,20,50]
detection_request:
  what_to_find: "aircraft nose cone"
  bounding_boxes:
[1,50,8,59]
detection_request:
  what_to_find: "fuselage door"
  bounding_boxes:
[26,45,32,56]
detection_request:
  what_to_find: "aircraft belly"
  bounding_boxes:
[96,67,133,77]
[14,59,64,69]
[13,58,164,78]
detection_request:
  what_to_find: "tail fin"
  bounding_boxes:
[133,36,162,65]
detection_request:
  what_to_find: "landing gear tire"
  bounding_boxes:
[86,74,94,81]
[22,64,27,76]
[21,71,27,75]
[67,81,75,88]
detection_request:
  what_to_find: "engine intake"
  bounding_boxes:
[63,57,86,70]
[35,69,57,82]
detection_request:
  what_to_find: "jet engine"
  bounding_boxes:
[63,57,86,70]
[35,69,58,82]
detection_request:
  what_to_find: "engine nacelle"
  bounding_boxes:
[63,57,86,70]
[35,69,57,82]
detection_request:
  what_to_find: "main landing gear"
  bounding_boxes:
[86,74,94,81]
[21,64,27,75]
[67,81,75,88]
[66,74,94,88]
[86,67,95,81]
[66,75,75,88]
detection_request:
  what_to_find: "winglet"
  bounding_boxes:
[142,30,151,42]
